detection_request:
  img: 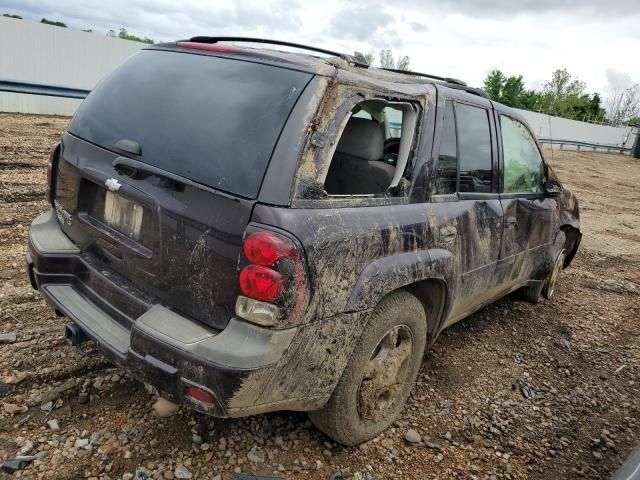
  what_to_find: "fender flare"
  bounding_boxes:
[344,248,455,312]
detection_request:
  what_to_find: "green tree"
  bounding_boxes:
[377,49,410,70]
[483,69,505,101]
[41,17,67,27]
[117,28,154,44]
[2,13,22,19]
[539,68,588,119]
[354,51,375,66]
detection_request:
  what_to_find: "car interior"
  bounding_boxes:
[324,100,416,196]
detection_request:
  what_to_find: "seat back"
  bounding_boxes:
[324,118,395,195]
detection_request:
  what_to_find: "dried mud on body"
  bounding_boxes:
[0,113,639,479]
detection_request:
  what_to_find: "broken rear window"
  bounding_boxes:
[69,49,312,199]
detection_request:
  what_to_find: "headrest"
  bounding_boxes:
[335,117,384,161]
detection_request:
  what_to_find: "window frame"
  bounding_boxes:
[430,95,500,203]
[496,111,548,199]
[290,84,425,209]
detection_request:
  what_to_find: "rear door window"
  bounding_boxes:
[456,103,493,193]
[69,49,312,199]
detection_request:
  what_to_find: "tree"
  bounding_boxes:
[41,17,67,27]
[483,70,505,101]
[354,51,375,66]
[377,49,410,70]
[539,68,588,119]
[606,84,640,125]
[113,28,154,44]
[2,13,22,19]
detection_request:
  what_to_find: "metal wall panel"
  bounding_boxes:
[0,17,143,116]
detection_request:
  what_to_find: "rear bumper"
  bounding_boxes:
[26,209,357,417]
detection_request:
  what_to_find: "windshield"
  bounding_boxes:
[69,49,312,198]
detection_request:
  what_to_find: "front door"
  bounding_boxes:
[496,113,554,287]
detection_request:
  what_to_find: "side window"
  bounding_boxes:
[456,103,493,193]
[435,101,457,194]
[324,100,417,196]
[500,116,545,193]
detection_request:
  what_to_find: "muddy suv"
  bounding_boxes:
[26,37,581,446]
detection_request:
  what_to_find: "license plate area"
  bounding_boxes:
[104,191,144,241]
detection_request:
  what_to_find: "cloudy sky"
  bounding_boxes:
[2,0,639,97]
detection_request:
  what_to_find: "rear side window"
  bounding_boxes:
[456,103,493,193]
[69,50,312,198]
[435,100,457,194]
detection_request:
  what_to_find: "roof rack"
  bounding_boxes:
[380,67,489,99]
[187,36,369,68]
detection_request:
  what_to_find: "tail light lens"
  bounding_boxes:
[47,142,61,202]
[239,265,284,302]
[236,228,307,327]
[243,232,294,266]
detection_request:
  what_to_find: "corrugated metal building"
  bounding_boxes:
[0,16,143,115]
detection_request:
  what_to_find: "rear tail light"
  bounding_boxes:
[235,229,307,327]
[47,142,61,203]
[239,264,284,302]
[176,41,241,53]
[243,232,294,266]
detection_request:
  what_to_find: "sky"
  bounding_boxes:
[1,0,639,98]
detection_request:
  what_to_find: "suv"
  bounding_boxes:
[26,37,581,446]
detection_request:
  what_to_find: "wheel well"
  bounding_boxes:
[403,278,446,339]
[560,225,581,268]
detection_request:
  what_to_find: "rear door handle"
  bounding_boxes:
[439,226,457,242]
[505,216,517,227]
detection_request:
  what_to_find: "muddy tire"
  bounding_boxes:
[308,290,427,446]
[523,231,566,303]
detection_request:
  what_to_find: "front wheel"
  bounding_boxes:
[309,290,427,446]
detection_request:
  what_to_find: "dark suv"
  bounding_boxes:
[26,37,581,446]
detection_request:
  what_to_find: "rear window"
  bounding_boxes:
[69,49,312,198]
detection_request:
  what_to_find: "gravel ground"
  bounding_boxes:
[0,113,639,480]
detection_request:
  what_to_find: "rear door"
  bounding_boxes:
[54,48,313,329]
[432,98,504,325]
[496,112,554,286]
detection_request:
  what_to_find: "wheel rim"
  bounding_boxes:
[358,325,413,422]
[546,250,566,298]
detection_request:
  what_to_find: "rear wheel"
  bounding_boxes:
[309,290,427,446]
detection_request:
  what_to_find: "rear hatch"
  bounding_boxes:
[54,47,313,329]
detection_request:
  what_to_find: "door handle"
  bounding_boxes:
[439,226,457,242]
[505,216,517,227]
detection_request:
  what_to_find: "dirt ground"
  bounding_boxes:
[0,113,638,480]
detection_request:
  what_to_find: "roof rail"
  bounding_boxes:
[380,67,489,99]
[187,36,369,68]
[380,67,459,84]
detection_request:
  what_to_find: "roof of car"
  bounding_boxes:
[151,38,490,100]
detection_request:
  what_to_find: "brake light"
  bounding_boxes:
[239,265,284,302]
[47,142,60,188]
[176,41,241,53]
[243,232,294,266]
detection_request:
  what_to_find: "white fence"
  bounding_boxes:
[516,109,637,153]
[0,16,143,116]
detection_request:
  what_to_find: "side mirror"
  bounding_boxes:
[544,178,562,198]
